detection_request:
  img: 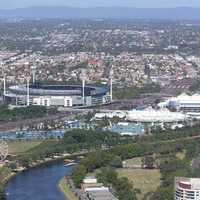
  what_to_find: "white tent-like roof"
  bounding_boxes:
[126,108,188,123]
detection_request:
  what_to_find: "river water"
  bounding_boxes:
[5,161,73,200]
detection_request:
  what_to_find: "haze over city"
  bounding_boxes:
[2,1,200,200]
[1,0,200,8]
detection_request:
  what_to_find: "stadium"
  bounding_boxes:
[159,93,200,112]
[4,83,111,107]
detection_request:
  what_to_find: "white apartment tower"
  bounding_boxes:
[175,177,200,200]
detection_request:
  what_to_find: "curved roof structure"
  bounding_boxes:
[126,108,188,122]
[7,83,108,97]
[169,93,200,103]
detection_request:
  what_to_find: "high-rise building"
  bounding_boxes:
[175,177,200,200]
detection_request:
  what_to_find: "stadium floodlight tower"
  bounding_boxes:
[80,69,87,106]
[0,61,6,97]
[31,65,37,84]
[109,67,114,102]
[26,76,31,106]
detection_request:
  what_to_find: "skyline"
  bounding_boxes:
[1,0,200,9]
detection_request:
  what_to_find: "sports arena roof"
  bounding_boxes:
[170,93,200,102]
[7,83,108,97]
[158,93,200,109]
[126,108,188,123]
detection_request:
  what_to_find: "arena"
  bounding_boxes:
[4,83,111,107]
[126,108,188,123]
[159,93,200,112]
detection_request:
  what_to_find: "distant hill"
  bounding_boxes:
[1,7,200,20]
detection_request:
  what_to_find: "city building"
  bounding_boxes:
[82,176,119,200]
[86,189,118,200]
[159,93,200,113]
[93,111,126,120]
[4,83,111,107]
[175,177,200,200]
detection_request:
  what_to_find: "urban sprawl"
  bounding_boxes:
[1,19,200,200]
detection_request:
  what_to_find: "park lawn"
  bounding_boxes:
[8,141,42,154]
[123,157,142,167]
[117,168,161,200]
[59,177,78,200]
[176,150,186,160]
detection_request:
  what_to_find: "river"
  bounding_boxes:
[5,161,73,200]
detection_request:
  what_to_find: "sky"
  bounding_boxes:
[1,0,200,9]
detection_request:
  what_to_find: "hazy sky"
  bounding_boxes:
[1,0,200,9]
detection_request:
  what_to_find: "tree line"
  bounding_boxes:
[72,132,200,199]
[0,105,49,122]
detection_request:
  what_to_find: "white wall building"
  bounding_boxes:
[93,111,126,120]
[175,177,200,200]
[159,93,200,113]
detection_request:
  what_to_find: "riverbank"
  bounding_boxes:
[2,151,85,199]
[5,160,74,200]
[0,167,15,200]
[59,177,78,200]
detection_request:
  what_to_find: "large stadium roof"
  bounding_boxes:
[7,83,108,97]
[126,108,188,122]
[170,93,200,102]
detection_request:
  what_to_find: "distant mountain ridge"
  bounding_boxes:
[1,7,200,20]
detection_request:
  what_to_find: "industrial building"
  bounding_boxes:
[4,83,111,107]
[175,177,200,200]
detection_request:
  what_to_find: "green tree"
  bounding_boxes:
[72,165,87,188]
[114,177,137,200]
[0,186,5,200]
[109,156,122,168]
[8,162,17,170]
[96,167,118,185]
[142,156,155,169]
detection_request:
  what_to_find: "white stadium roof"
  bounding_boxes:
[126,108,188,123]
[170,93,200,102]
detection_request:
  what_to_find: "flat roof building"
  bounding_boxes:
[87,190,119,200]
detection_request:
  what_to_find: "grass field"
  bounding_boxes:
[59,177,78,200]
[117,168,161,200]
[8,141,42,154]
[176,150,186,160]
[123,157,142,167]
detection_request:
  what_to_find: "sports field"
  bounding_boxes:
[117,168,161,199]
[8,141,42,154]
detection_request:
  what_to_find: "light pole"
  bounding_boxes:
[80,69,87,106]
[26,76,31,106]
[3,72,6,97]
[31,66,37,84]
[1,61,6,101]
[109,67,114,102]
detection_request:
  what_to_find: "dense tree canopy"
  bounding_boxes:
[0,105,48,121]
